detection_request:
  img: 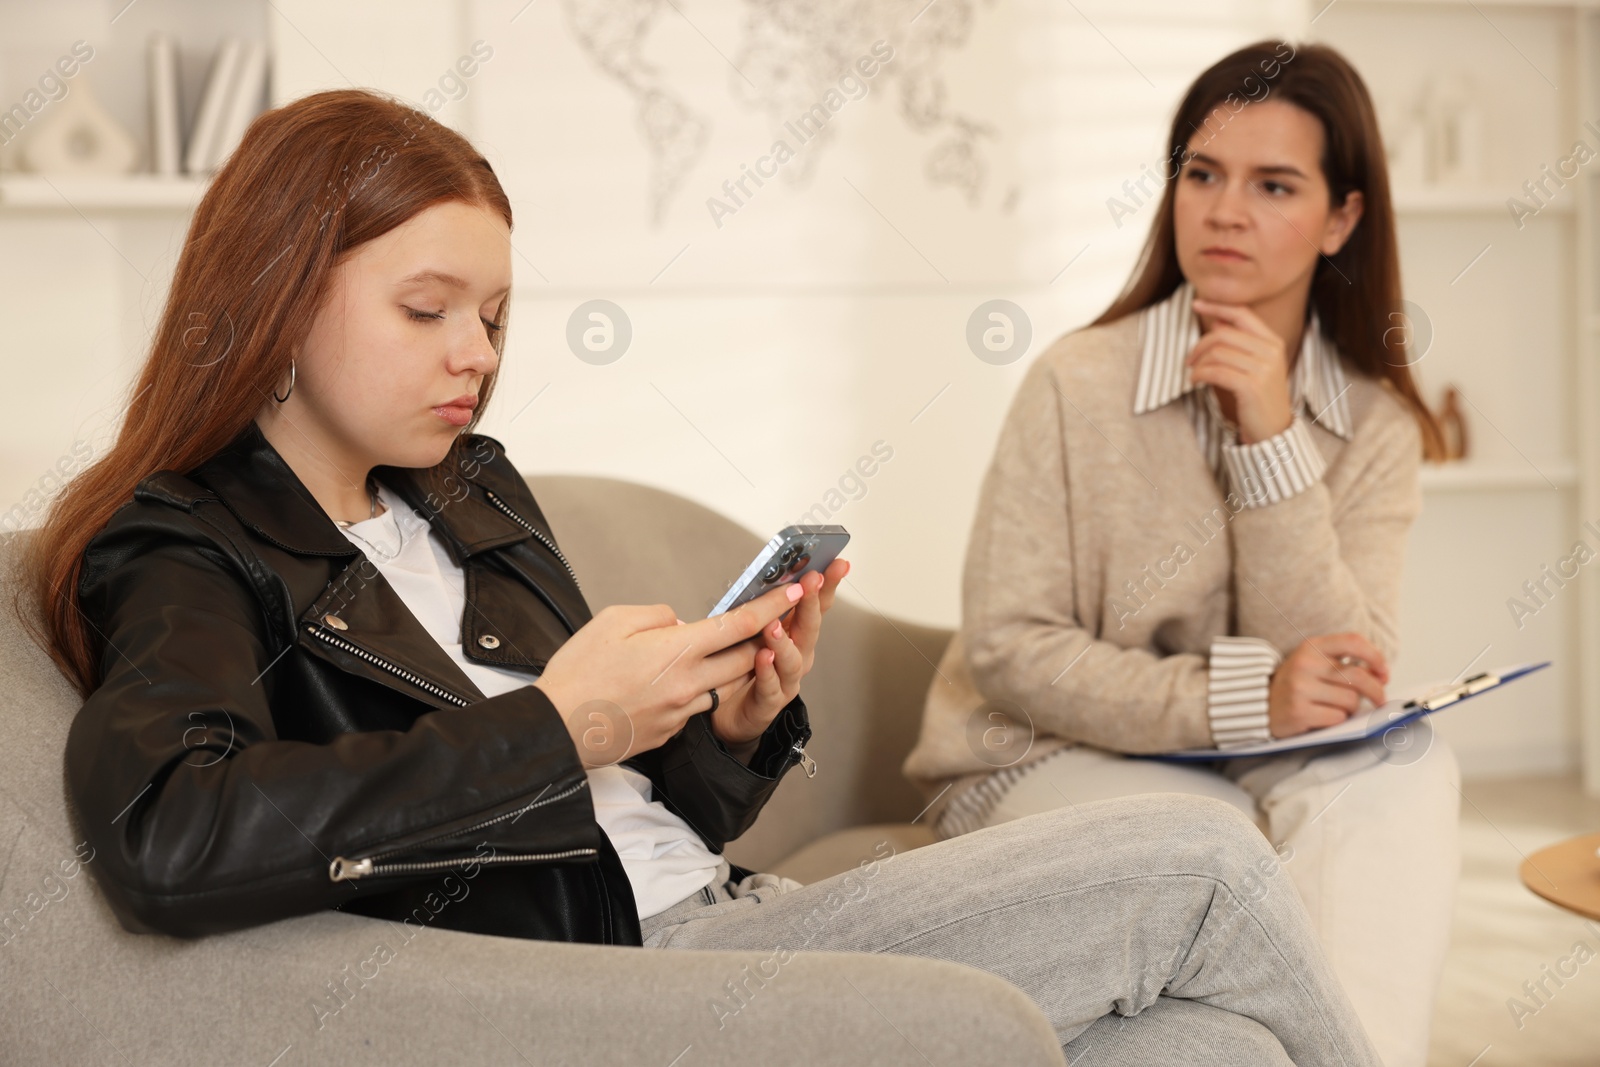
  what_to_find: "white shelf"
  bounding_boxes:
[0,174,208,212]
[1418,459,1578,491]
[1392,186,1571,215]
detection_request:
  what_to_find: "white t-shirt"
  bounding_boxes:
[335,480,721,919]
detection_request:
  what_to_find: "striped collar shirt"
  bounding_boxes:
[1133,281,1356,749]
[1134,280,1353,504]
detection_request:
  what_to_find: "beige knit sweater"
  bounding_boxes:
[901,312,1424,829]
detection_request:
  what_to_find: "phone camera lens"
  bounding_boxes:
[778,544,800,564]
[788,554,811,575]
[760,563,783,582]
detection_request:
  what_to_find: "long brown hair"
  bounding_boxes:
[18,88,514,698]
[1094,39,1445,458]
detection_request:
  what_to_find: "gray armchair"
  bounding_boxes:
[0,474,1067,1065]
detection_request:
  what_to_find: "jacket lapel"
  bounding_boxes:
[376,445,594,667]
[298,559,491,709]
[191,421,579,713]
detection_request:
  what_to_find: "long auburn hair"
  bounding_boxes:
[1094,39,1445,459]
[18,88,514,698]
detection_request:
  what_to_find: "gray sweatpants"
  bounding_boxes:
[640,793,1381,1066]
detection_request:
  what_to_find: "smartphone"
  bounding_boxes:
[708,525,850,618]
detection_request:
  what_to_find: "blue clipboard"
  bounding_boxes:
[1150,660,1552,763]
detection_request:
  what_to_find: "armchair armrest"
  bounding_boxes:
[325,922,1069,1064]
[0,797,1063,1065]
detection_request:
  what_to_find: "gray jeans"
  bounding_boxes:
[640,794,1380,1066]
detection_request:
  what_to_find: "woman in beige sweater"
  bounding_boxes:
[904,40,1457,1067]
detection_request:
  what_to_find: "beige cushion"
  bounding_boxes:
[767,823,940,885]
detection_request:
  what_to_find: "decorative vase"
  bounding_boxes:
[1424,73,1483,187]
[19,73,140,176]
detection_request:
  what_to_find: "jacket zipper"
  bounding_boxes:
[306,624,474,708]
[483,488,582,591]
[329,779,597,882]
[792,740,817,778]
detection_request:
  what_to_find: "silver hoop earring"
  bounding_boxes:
[273,358,296,403]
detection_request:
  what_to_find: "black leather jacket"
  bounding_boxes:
[65,420,812,945]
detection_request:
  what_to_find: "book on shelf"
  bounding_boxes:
[182,38,269,176]
[183,37,241,176]
[147,34,182,177]
[211,41,268,171]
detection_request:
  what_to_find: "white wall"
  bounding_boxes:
[451,0,1305,628]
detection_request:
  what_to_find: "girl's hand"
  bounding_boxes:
[1267,632,1390,738]
[533,582,806,768]
[710,558,849,750]
[1187,298,1294,444]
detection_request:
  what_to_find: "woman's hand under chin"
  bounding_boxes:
[1186,297,1295,444]
[708,558,850,753]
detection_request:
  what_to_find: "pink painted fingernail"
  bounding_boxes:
[786,583,804,602]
